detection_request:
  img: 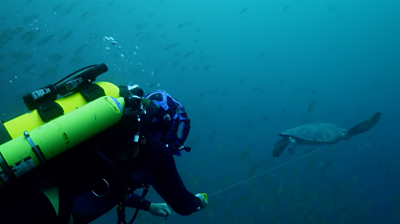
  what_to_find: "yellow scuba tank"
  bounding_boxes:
[0,95,125,186]
[0,63,129,187]
[2,81,120,140]
[1,63,120,141]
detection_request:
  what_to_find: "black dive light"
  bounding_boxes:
[22,63,108,111]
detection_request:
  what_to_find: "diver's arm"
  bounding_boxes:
[142,134,203,215]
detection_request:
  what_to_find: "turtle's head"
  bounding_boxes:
[341,128,351,140]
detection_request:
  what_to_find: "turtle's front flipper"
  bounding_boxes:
[273,138,289,157]
[288,137,297,155]
[345,112,381,138]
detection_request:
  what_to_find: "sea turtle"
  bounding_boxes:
[273,112,381,157]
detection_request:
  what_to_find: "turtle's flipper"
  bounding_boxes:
[273,138,289,157]
[345,112,381,138]
[288,137,297,155]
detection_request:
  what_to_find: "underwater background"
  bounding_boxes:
[0,0,399,223]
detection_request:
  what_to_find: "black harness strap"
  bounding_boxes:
[57,185,74,224]
[116,112,143,224]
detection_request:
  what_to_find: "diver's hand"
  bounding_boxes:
[148,203,171,218]
[195,193,208,211]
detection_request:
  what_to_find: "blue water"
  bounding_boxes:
[0,0,399,223]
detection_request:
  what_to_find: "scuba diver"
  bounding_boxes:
[72,86,208,223]
[0,63,207,224]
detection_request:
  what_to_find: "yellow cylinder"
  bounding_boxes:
[0,96,125,186]
[2,82,120,140]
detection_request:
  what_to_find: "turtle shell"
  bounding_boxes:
[280,123,345,143]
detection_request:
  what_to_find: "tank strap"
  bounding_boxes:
[37,101,64,122]
[35,83,105,123]
[57,184,74,224]
[80,83,106,103]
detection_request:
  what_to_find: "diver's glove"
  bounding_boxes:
[195,193,208,211]
[148,203,172,218]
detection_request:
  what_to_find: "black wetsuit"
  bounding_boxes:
[119,133,201,215]
[72,129,201,223]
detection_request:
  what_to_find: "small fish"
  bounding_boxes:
[53,4,64,11]
[311,88,318,95]
[41,65,58,78]
[127,7,134,14]
[183,51,194,58]
[163,42,179,51]
[198,91,207,97]
[136,23,147,31]
[0,66,10,72]
[19,30,34,41]
[48,53,66,62]
[328,6,337,11]
[208,130,217,140]
[108,0,116,6]
[36,34,55,46]
[23,15,38,24]
[80,11,90,19]
[23,63,36,72]
[58,30,72,43]
[75,44,88,55]
[70,56,83,64]
[172,60,180,66]
[333,111,339,120]
[240,8,248,14]
[147,82,157,88]
[174,50,182,57]
[327,108,336,118]
[0,27,22,44]
[57,3,77,16]
[176,77,185,84]
[307,100,315,113]
[177,23,186,28]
